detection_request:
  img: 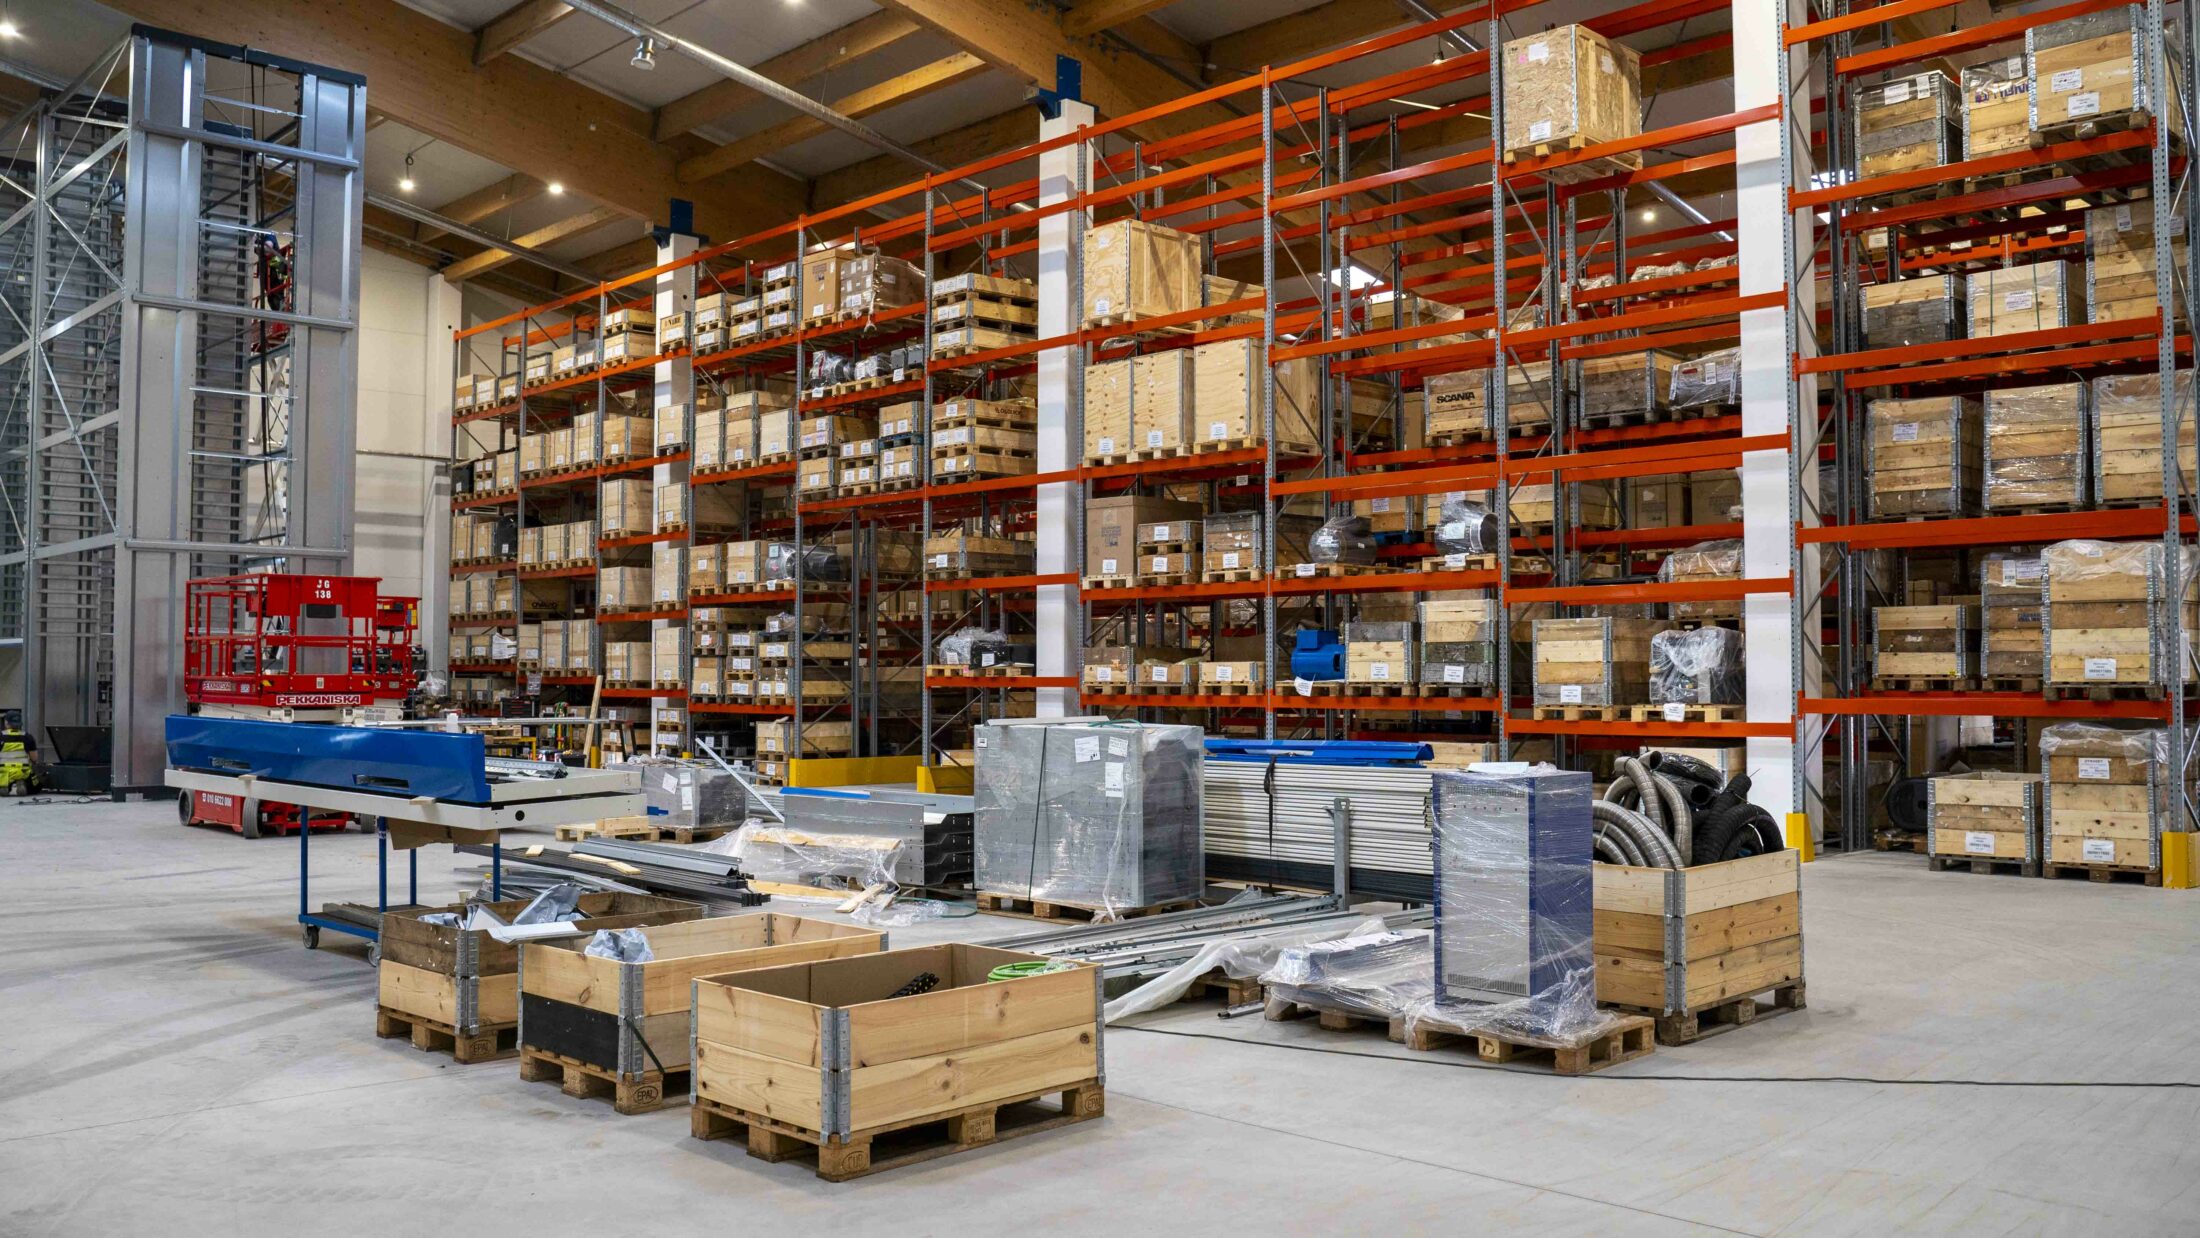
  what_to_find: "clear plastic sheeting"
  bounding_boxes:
[1431,496,1499,555]
[1104,910,1398,1021]
[1659,539,1740,582]
[583,927,654,962]
[1309,515,1378,564]
[1630,260,1689,282]
[937,626,1009,667]
[513,882,584,925]
[1669,347,1738,409]
[1261,928,1434,1020]
[1650,627,1745,705]
[419,903,506,929]
[2038,721,2171,766]
[1420,765,1605,1043]
[619,755,744,829]
[725,821,902,890]
[974,720,1205,918]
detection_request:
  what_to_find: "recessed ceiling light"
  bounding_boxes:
[0,21,21,39]
[1640,208,1655,222]
[547,181,565,195]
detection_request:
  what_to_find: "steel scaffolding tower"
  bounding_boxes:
[0,27,365,792]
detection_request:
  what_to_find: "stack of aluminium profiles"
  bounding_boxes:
[1201,740,1438,902]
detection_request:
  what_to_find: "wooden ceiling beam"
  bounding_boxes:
[653,10,922,141]
[474,0,576,66]
[440,204,625,282]
[676,52,988,184]
[1064,0,1182,38]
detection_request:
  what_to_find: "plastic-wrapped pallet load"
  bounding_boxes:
[973,719,1204,917]
[1308,514,1378,565]
[620,755,743,831]
[1980,551,2047,684]
[1650,627,1744,706]
[1854,71,1959,178]
[1419,765,1602,1041]
[1261,929,1435,1021]
[1668,347,1739,410]
[2039,722,2176,873]
[1982,383,2086,510]
[1429,495,1499,564]
[1660,539,1741,621]
[1868,395,1980,517]
[2042,538,2200,691]
[1968,261,2081,337]
[1961,55,2030,158]
[2091,370,2199,504]
[2088,200,2189,326]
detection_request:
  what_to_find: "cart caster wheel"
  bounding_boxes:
[366,943,381,967]
[304,925,320,949]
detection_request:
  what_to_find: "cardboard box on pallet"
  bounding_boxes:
[1350,494,1416,534]
[2092,370,2200,504]
[2087,200,2189,326]
[571,414,598,468]
[652,402,686,455]
[1869,396,1981,518]
[654,483,686,533]
[1191,339,1319,450]
[1874,604,1975,682]
[838,252,922,317]
[2026,6,2184,141]
[692,403,726,471]
[801,246,849,320]
[1081,217,1202,327]
[1962,55,2031,158]
[1627,474,1689,528]
[519,432,548,478]
[1086,495,1202,580]
[1854,71,1960,178]
[1500,25,1641,173]
[1689,469,1741,523]
[2040,722,2174,871]
[1968,261,2081,337]
[1532,616,1668,707]
[1983,383,2086,510]
[798,455,836,496]
[2044,538,2200,689]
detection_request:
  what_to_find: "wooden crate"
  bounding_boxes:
[1510,480,1619,530]
[1532,616,1667,708]
[1928,771,2041,872]
[1499,25,1642,182]
[1345,639,1414,689]
[1854,71,1959,179]
[1981,552,2046,683]
[1873,603,1975,683]
[2042,723,2172,880]
[1868,395,1980,518]
[1661,539,1741,622]
[2027,9,2180,141]
[2044,538,2200,689]
[1962,55,2030,159]
[1593,850,1805,1045]
[519,914,884,1113]
[1574,350,1678,423]
[1860,275,1963,350]
[2088,200,2190,328]
[1081,217,1201,329]
[688,944,1103,1181]
[1198,660,1265,693]
[1190,339,1319,451]
[378,894,704,1054]
[1983,383,2086,511]
[1422,368,1492,440]
[2091,371,2200,504]
[1967,261,2081,337]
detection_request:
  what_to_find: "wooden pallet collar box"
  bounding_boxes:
[2043,538,2200,685]
[1500,24,1641,163]
[1081,218,1201,326]
[1962,55,2030,158]
[1592,850,1802,1021]
[380,894,703,1035]
[1861,274,1964,349]
[1085,494,1202,579]
[1929,771,2040,861]
[523,915,883,1086]
[1532,616,1664,706]
[1854,71,1959,178]
[1981,552,2047,679]
[2026,7,2180,138]
[1191,339,1319,449]
[690,945,1101,1144]
[1967,261,2081,337]
[2091,370,2200,503]
[1982,383,2086,510]
[1869,395,1980,518]
[2042,722,2172,869]
[1874,603,1975,680]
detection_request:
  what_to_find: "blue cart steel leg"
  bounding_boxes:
[492,836,502,900]
[377,818,388,915]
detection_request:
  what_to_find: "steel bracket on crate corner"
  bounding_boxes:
[618,962,647,1078]
[819,1008,854,1137]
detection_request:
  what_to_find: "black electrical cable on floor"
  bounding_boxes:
[1115,1024,2200,1089]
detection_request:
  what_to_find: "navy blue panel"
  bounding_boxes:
[165,715,493,803]
[1203,739,1432,766]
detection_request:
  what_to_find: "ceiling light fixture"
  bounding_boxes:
[1640,208,1655,222]
[1432,42,1447,65]
[0,21,19,39]
[547,181,565,196]
[630,35,656,71]
[399,151,416,193]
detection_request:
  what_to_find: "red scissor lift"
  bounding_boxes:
[180,573,386,838]
[371,595,420,702]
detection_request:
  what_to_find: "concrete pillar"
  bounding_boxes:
[1034,102,1095,716]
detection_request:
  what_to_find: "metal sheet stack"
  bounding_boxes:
[1202,759,1437,901]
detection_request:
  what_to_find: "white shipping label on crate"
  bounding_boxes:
[933,553,950,569]
[2068,92,2101,117]
[1103,763,1126,798]
[2003,559,2042,584]
[1296,562,1317,577]
[981,652,998,667]
[1074,736,1100,763]
[1891,422,1919,442]
[1528,120,1554,142]
[1150,665,1168,682]
[2004,290,2036,312]
[2077,756,2112,780]
[1526,40,1549,62]
[974,733,989,748]
[1663,701,1686,722]
[1215,664,1235,682]
[1152,524,1173,540]
[1599,52,1615,74]
[1093,666,1113,683]
[1560,684,1583,704]
[1369,497,1392,512]
[1964,830,1995,856]
[2050,68,2084,92]
[1097,436,1116,454]
[1370,662,1391,681]
[1222,551,1241,569]
[1094,297,1112,315]
[1102,557,1119,574]
[1151,556,1168,573]
[1882,79,1913,104]
[1443,665,1465,684]
[2082,837,2118,863]
[1209,421,1229,440]
[1094,230,1112,249]
[892,367,906,383]
[2083,656,2119,680]
[1146,430,1165,447]
[1444,552,1467,569]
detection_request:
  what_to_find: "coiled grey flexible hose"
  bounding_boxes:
[1592,799,1681,868]
[1604,758,1692,868]
[1592,831,1633,865]
[1615,756,1663,834]
[1648,762,1694,862]
[1594,816,1646,865]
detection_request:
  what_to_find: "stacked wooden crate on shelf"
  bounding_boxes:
[1574,350,1679,428]
[1659,539,1742,624]
[2040,722,2177,883]
[1418,595,1498,695]
[1080,218,1201,334]
[1982,384,2086,512]
[1497,24,1642,182]
[1083,495,1200,589]
[1531,617,1668,718]
[1084,349,1192,465]
[1133,518,1199,587]
[1927,771,2041,876]
[1853,70,1960,181]
[1969,260,2082,338]
[1980,551,2047,691]
[2092,375,2197,509]
[2042,538,2199,700]
[1868,395,1980,518]
[799,412,871,497]
[1337,621,1415,695]
[1873,586,1976,690]
[2026,6,2182,144]
[599,306,656,366]
[1960,55,2030,159]
[934,396,1036,483]
[925,528,1033,581]
[932,273,1039,361]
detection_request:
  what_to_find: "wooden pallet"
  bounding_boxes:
[1285,561,1389,578]
[2044,682,2166,703]
[1873,829,1928,855]
[974,893,1199,922]
[1426,425,1543,448]
[1610,981,1806,1047]
[1873,678,1975,693]
[1502,135,1645,186]
[1335,680,1418,696]
[1081,679,1137,695]
[1202,567,1264,583]
[1929,854,2042,878]
[1190,435,1318,457]
[1265,995,1656,1075]
[1180,967,1265,1007]
[519,1045,685,1114]
[1625,703,1743,723]
[926,663,1035,678]
[374,1006,517,1064]
[554,819,662,843]
[1086,446,1189,467]
[1416,554,1498,573]
[1134,573,1196,588]
[690,1081,1103,1182]
[1081,311,1192,339]
[2029,108,2157,149]
[2044,862,2163,887]
[1982,677,2044,694]
[1082,574,1137,591]
[1198,680,1266,696]
[1530,704,1626,720]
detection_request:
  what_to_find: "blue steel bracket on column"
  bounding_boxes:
[1035,55,1083,120]
[654,198,698,246]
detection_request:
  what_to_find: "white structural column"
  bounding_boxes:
[654,232,698,750]
[1735,0,1822,832]
[1033,102,1095,717]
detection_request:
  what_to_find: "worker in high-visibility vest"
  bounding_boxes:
[0,710,37,796]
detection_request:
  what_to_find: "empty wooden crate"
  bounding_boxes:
[377,893,704,1062]
[518,913,885,1113]
[1868,396,1980,518]
[1928,772,2041,873]
[1873,603,1975,685]
[1592,850,1805,1045]
[2041,722,2175,878]
[689,945,1104,1180]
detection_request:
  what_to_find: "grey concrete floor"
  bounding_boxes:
[2,797,2196,1236]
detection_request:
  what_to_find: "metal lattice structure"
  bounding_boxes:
[0,28,364,791]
